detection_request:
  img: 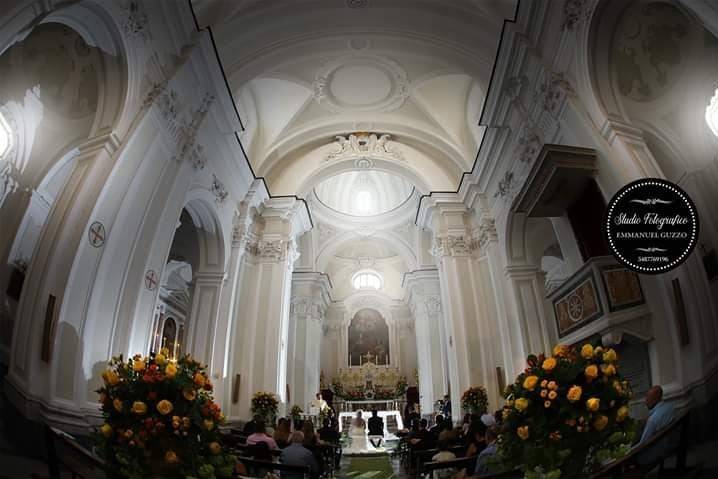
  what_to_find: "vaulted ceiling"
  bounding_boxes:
[192,0,516,195]
[192,0,516,297]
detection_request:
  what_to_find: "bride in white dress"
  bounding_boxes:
[344,410,374,454]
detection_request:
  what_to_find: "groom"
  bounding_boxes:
[368,409,384,448]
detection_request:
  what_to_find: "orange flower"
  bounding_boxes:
[165,363,177,379]
[601,364,616,376]
[165,450,180,464]
[102,369,120,386]
[593,415,609,431]
[553,344,569,357]
[132,358,146,372]
[523,375,539,391]
[603,349,618,362]
[586,397,600,412]
[567,385,582,402]
[113,398,123,412]
[131,401,148,415]
[182,388,196,401]
[542,357,557,372]
[100,423,112,438]
[209,442,222,455]
[580,344,594,359]
[616,406,629,423]
[193,373,206,387]
[157,399,173,415]
[548,390,557,400]
[584,364,599,380]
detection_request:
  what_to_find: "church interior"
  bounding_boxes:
[0,0,717,477]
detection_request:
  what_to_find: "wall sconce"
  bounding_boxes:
[706,86,718,138]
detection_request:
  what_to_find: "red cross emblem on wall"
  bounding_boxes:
[145,270,158,291]
[88,221,106,248]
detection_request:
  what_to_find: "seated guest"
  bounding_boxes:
[274,417,291,448]
[465,421,487,457]
[474,427,499,477]
[317,417,340,444]
[432,440,458,479]
[410,418,436,449]
[430,415,444,437]
[639,385,675,444]
[302,420,319,449]
[247,420,279,449]
[368,409,385,448]
[243,414,260,435]
[438,419,457,444]
[280,431,319,479]
[480,414,496,429]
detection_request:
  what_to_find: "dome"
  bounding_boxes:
[313,170,414,217]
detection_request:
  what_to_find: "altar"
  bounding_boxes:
[341,399,399,412]
[338,410,404,438]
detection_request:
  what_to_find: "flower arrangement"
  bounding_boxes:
[290,405,303,421]
[498,343,636,478]
[395,375,408,396]
[251,391,279,424]
[95,350,237,478]
[461,386,489,415]
[331,377,345,399]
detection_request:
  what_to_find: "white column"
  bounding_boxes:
[227,197,311,420]
[211,181,265,410]
[287,272,331,410]
[404,269,448,415]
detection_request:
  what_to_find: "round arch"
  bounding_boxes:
[315,229,417,273]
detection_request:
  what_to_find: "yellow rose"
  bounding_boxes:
[209,442,222,455]
[113,398,123,412]
[133,358,146,372]
[616,406,629,422]
[194,373,206,387]
[160,347,170,357]
[542,357,557,372]
[131,401,148,415]
[580,344,594,359]
[100,423,113,438]
[203,419,215,431]
[517,425,529,440]
[567,385,582,402]
[182,388,196,401]
[102,369,120,386]
[601,364,616,376]
[553,344,569,357]
[540,389,548,398]
[548,390,557,400]
[586,397,600,412]
[514,397,529,412]
[165,450,179,464]
[523,375,539,391]
[584,364,599,380]
[593,415,609,431]
[155,353,167,366]
[165,363,177,379]
[157,399,174,415]
[540,379,548,388]
[603,349,618,362]
[547,381,558,391]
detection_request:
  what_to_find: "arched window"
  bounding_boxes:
[352,270,382,290]
[0,111,11,158]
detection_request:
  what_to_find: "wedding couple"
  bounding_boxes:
[344,410,385,454]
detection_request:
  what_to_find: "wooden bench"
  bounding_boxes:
[590,410,700,478]
[45,426,105,479]
[419,455,477,479]
[238,456,311,478]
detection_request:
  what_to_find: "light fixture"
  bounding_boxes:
[706,86,718,138]
[0,111,11,158]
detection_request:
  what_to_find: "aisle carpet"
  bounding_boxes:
[343,455,395,479]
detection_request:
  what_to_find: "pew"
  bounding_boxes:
[590,410,700,478]
[419,455,477,479]
[45,426,104,479]
[238,456,311,478]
